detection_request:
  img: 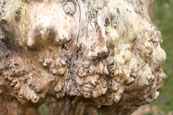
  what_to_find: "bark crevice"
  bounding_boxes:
[0,0,166,114]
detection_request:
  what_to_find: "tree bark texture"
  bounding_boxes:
[0,0,166,115]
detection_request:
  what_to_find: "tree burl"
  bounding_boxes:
[0,0,166,115]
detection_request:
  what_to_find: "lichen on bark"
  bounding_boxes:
[0,0,166,114]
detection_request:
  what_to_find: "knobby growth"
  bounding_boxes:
[0,0,166,114]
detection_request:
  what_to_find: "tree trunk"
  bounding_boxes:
[0,0,166,115]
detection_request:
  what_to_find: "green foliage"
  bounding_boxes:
[38,104,50,115]
[151,0,173,113]
[143,112,154,115]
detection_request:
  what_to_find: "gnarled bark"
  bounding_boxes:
[0,0,166,115]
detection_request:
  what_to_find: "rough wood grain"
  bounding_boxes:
[0,0,166,115]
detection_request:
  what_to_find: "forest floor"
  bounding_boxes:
[132,105,170,115]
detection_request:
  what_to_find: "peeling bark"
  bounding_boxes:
[0,0,166,115]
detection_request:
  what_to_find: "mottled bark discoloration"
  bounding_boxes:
[0,0,166,114]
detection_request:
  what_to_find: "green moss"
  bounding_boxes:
[151,0,173,113]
